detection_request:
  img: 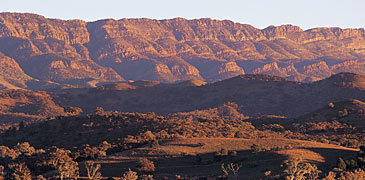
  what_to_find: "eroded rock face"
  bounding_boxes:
[0,52,33,89]
[0,12,365,88]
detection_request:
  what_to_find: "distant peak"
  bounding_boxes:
[263,24,303,32]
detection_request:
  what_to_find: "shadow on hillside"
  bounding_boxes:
[81,149,288,179]
[304,147,358,171]
[80,147,358,179]
[167,143,204,147]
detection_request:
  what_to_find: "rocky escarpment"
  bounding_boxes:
[0,52,33,89]
[0,13,365,89]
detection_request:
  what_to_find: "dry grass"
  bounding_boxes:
[85,138,358,179]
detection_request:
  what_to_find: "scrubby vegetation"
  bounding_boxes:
[0,101,363,179]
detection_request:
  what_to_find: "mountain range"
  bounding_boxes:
[0,13,365,89]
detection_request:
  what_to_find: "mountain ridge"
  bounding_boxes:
[0,12,365,89]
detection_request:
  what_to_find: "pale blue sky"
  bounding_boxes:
[1,0,364,30]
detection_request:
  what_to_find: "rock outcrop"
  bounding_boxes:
[0,12,365,88]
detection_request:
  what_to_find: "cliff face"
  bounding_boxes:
[0,12,365,89]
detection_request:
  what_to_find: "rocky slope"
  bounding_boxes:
[0,12,365,88]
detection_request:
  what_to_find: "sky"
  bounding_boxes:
[1,0,364,30]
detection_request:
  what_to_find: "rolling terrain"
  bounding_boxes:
[1,72,365,126]
[54,72,365,117]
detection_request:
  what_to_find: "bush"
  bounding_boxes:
[139,174,154,180]
[8,163,32,180]
[64,107,83,116]
[229,151,237,157]
[282,158,321,180]
[121,169,138,180]
[137,158,155,172]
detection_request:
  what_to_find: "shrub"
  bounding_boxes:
[282,158,321,180]
[64,107,83,116]
[8,163,32,180]
[337,168,365,180]
[220,148,228,156]
[94,107,105,115]
[328,102,335,108]
[139,174,154,180]
[137,158,155,172]
[229,151,237,157]
[121,169,138,180]
[13,142,35,156]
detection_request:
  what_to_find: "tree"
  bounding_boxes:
[85,161,101,180]
[0,146,18,160]
[48,148,79,180]
[13,142,35,156]
[82,145,100,159]
[337,168,365,180]
[121,169,138,180]
[282,158,321,180]
[8,163,32,180]
[221,163,242,180]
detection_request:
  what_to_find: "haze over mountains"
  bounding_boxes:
[0,13,365,89]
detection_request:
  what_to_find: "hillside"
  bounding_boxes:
[0,72,364,128]
[53,73,365,117]
[0,107,362,179]
[0,89,64,128]
[297,99,365,128]
[0,13,365,89]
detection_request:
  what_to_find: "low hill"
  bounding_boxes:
[1,72,365,128]
[297,99,365,128]
[0,89,64,127]
[314,72,365,90]
[54,73,365,117]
